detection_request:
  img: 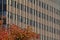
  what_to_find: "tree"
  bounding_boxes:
[0,24,40,40]
[8,24,40,40]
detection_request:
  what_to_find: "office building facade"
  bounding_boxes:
[6,0,60,40]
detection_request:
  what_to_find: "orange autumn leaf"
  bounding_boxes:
[0,29,9,40]
[0,24,40,40]
[10,24,40,39]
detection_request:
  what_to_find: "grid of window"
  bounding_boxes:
[28,0,60,16]
[8,1,60,25]
[40,35,58,40]
[8,12,60,35]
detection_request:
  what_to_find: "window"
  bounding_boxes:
[42,13,46,19]
[23,17,26,24]
[50,27,53,33]
[21,4,26,11]
[54,8,55,13]
[39,1,41,7]
[32,20,35,26]
[20,16,23,22]
[30,8,33,14]
[17,3,21,9]
[17,15,20,21]
[11,1,16,7]
[36,22,38,27]
[49,16,53,22]
[39,23,41,28]
[39,12,41,17]
[44,3,46,9]
[50,6,53,12]
[10,13,13,19]
[35,10,38,16]
[47,4,48,10]
[57,10,60,15]
[14,14,16,20]
[27,18,29,25]
[54,18,55,23]
[32,9,34,15]
[33,9,35,15]
[24,6,26,12]
[27,6,29,13]
[24,18,27,24]
[42,2,46,9]
[33,0,35,4]
[21,4,23,10]
[8,12,9,18]
[36,0,38,5]
[42,2,44,8]
[30,20,33,26]
[51,7,53,12]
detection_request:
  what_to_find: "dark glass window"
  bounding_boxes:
[39,12,41,17]
[33,0,35,4]
[35,10,38,16]
[11,1,16,7]
[36,22,38,27]
[10,13,13,19]
[17,3,21,9]
[50,6,52,12]
[42,13,46,19]
[21,16,23,22]
[47,4,48,10]
[8,12,9,18]
[33,10,35,15]
[39,23,41,28]
[42,2,44,8]
[39,1,41,7]
[33,21,35,27]
[36,0,38,5]
[17,15,20,21]
[44,3,46,9]
[32,9,34,15]
[30,8,33,14]
[27,18,29,24]
[30,20,32,26]
[42,2,46,9]
[27,6,29,13]
[24,6,26,12]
